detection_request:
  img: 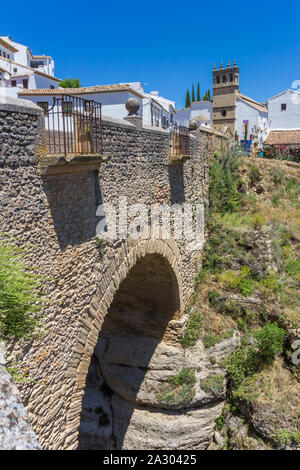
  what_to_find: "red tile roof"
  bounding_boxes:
[265,130,300,145]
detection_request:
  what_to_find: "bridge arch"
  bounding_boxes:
[64,239,184,449]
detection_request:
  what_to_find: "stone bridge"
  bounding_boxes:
[0,96,228,450]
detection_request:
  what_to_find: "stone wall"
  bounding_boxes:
[0,342,41,450]
[0,98,210,450]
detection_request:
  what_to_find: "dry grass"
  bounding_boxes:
[234,358,300,426]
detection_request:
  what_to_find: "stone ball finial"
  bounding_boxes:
[125,97,140,116]
[189,120,198,131]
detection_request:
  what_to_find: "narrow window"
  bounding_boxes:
[23,79,28,89]
[11,80,17,87]
[50,84,55,89]
[281,103,286,111]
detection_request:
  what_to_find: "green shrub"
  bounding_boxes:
[181,311,203,348]
[218,266,255,297]
[224,347,258,387]
[272,429,300,447]
[0,238,45,340]
[251,214,265,230]
[203,330,234,348]
[209,147,244,215]
[201,373,224,395]
[157,368,196,406]
[208,289,222,305]
[249,164,261,186]
[171,368,196,387]
[253,322,285,363]
[216,414,224,430]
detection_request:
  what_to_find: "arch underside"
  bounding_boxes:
[77,253,183,449]
[64,240,222,451]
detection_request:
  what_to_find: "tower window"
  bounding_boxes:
[281,103,286,111]
[230,73,233,81]
[223,75,227,83]
[216,75,220,84]
[221,110,227,117]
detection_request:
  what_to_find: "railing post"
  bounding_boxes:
[61,95,67,157]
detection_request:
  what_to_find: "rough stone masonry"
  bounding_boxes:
[0,95,231,450]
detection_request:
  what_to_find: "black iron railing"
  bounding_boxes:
[42,95,103,155]
[169,126,190,157]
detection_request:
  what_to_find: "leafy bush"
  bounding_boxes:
[272,429,300,447]
[201,373,224,395]
[156,368,196,406]
[181,311,202,348]
[263,144,300,163]
[251,214,265,230]
[171,368,196,387]
[249,164,261,186]
[0,238,45,340]
[218,266,255,297]
[224,347,259,387]
[208,289,222,305]
[209,146,244,215]
[253,322,285,363]
[203,330,234,348]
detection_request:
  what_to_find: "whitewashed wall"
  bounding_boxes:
[175,101,212,127]
[21,90,143,121]
[236,99,268,144]
[267,90,300,129]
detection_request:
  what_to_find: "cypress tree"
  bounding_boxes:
[185,89,191,108]
[207,89,211,101]
[192,84,195,102]
[197,82,201,101]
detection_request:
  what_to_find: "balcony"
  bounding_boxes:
[167,126,191,164]
[38,95,105,175]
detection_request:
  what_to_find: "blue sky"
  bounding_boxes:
[2,0,300,108]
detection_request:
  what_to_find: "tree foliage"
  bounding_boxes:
[59,78,82,88]
[197,82,201,101]
[192,84,195,102]
[185,89,191,108]
[209,146,244,214]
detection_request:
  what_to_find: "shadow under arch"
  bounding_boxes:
[77,252,182,450]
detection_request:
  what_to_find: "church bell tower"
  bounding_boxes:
[212,60,239,134]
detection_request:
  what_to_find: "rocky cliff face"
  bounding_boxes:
[78,332,239,450]
[0,342,41,450]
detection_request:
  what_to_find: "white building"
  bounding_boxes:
[20,80,177,130]
[236,93,268,147]
[175,101,213,128]
[0,36,60,98]
[19,84,144,120]
[124,82,176,129]
[267,89,300,130]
